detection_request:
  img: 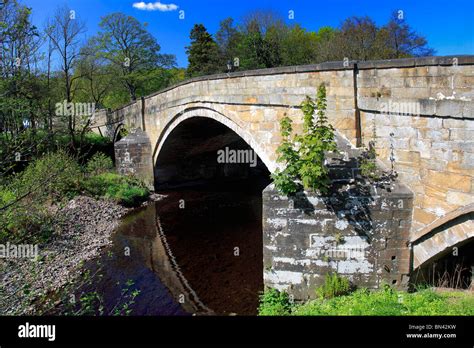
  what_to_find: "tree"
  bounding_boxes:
[272,84,336,195]
[0,0,52,174]
[314,26,341,62]
[75,37,115,108]
[236,11,285,69]
[381,11,435,58]
[338,16,379,60]
[185,24,220,77]
[45,5,86,142]
[92,12,176,101]
[215,18,241,70]
[280,25,318,66]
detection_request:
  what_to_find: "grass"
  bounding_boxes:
[259,286,474,316]
[82,172,149,207]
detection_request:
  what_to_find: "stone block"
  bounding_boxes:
[413,208,437,226]
[426,170,471,192]
[446,191,474,205]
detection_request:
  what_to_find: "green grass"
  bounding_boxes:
[82,172,149,207]
[259,286,474,316]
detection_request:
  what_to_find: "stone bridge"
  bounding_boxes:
[92,56,474,298]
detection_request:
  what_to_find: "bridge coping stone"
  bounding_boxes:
[143,56,474,103]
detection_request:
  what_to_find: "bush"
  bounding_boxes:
[360,142,380,180]
[0,150,81,243]
[16,150,83,201]
[316,273,352,299]
[272,84,337,195]
[82,173,149,207]
[85,152,113,176]
[258,288,293,315]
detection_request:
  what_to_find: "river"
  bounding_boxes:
[74,183,265,316]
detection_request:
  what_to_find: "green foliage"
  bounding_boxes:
[83,132,112,147]
[17,150,82,201]
[271,115,300,194]
[259,286,474,316]
[90,12,176,101]
[272,84,336,195]
[4,151,78,204]
[85,152,113,176]
[293,287,474,316]
[184,11,434,75]
[0,150,81,243]
[215,18,241,70]
[316,273,352,299]
[186,24,221,77]
[258,288,293,316]
[280,25,318,65]
[82,173,149,207]
[359,144,379,180]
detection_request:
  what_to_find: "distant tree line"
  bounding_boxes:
[185,10,435,77]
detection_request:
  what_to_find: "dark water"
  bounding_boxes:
[74,187,264,316]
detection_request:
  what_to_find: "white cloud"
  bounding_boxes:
[132,1,178,11]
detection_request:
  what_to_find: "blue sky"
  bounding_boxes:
[25,0,474,67]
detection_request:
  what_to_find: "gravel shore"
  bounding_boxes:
[0,196,128,315]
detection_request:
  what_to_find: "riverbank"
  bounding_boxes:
[0,196,128,315]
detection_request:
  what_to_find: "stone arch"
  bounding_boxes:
[412,204,474,269]
[112,123,125,143]
[152,107,276,172]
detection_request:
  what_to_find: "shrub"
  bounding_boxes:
[258,288,293,315]
[0,150,148,244]
[272,84,336,195]
[360,141,380,180]
[316,273,352,299]
[1,150,81,239]
[84,132,112,147]
[16,150,83,201]
[0,150,81,243]
[85,152,114,176]
[82,173,149,207]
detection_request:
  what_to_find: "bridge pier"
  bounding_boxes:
[114,129,154,190]
[262,182,414,300]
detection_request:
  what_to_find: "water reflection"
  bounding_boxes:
[79,187,263,315]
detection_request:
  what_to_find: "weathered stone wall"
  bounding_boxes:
[114,129,154,189]
[356,59,474,250]
[263,181,413,299]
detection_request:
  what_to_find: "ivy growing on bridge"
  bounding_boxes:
[272,84,337,195]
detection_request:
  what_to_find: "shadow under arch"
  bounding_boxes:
[152,107,276,174]
[112,123,125,143]
[152,108,272,190]
[411,209,474,288]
